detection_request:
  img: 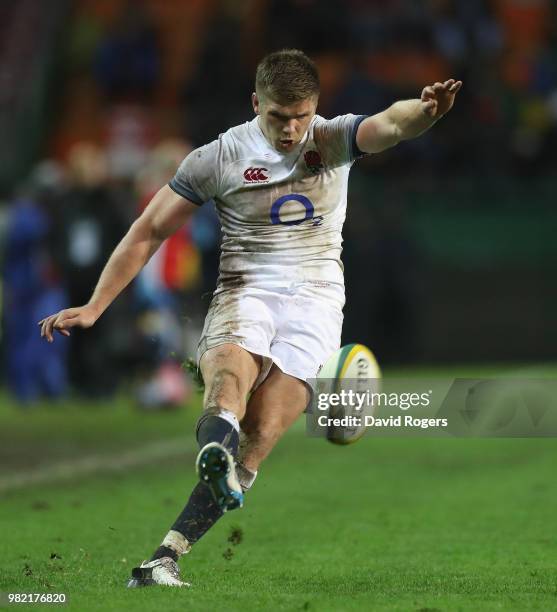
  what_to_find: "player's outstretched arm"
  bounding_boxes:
[39,185,198,342]
[356,79,462,154]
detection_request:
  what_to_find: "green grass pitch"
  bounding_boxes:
[1,366,556,611]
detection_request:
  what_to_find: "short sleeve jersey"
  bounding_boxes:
[169,114,366,291]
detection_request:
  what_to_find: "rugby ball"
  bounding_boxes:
[316,343,381,445]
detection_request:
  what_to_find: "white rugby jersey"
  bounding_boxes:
[169,113,366,291]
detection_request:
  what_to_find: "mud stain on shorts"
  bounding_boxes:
[203,279,246,341]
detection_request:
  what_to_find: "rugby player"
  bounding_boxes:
[39,49,461,587]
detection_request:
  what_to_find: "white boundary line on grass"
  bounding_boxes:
[0,437,191,494]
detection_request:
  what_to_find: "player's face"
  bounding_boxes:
[253,92,318,152]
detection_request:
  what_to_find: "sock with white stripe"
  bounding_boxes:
[151,410,241,559]
[196,410,240,457]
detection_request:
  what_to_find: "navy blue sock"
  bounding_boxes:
[169,482,224,545]
[196,414,239,456]
[151,545,178,562]
[150,415,241,558]
[150,483,224,559]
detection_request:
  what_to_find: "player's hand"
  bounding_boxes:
[420,79,462,120]
[38,305,99,343]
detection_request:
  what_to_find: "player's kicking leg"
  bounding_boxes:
[237,364,310,472]
[128,344,260,587]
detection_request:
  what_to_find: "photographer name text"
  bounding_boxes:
[317,414,448,429]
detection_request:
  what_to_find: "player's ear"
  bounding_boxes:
[252,92,260,115]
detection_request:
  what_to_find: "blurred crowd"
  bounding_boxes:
[0,140,221,406]
[48,0,557,177]
[2,0,557,404]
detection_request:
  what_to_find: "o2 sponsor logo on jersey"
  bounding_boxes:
[243,167,270,183]
[270,194,324,227]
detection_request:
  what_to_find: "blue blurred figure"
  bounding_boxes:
[1,165,69,404]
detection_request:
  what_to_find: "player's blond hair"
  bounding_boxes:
[255,49,319,103]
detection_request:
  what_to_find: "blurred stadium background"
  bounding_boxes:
[1,3,557,608]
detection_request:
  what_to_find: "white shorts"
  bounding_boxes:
[197,282,344,388]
